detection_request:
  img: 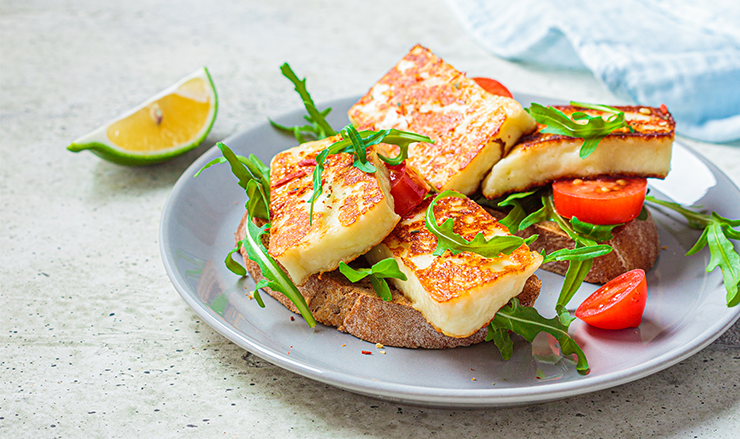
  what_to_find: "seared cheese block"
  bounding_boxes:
[365,195,543,338]
[348,45,536,195]
[482,105,675,199]
[268,136,400,285]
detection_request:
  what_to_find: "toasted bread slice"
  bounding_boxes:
[487,208,661,284]
[482,105,675,199]
[268,136,399,285]
[365,195,543,338]
[348,45,536,195]
[237,213,541,349]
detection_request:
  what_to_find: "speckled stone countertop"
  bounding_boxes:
[2,1,740,437]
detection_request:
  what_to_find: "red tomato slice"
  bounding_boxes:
[576,269,648,330]
[387,163,429,217]
[552,177,647,225]
[471,77,513,98]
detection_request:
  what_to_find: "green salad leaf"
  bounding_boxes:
[269,63,337,142]
[528,101,631,159]
[486,298,589,374]
[542,244,613,263]
[338,258,408,302]
[426,191,534,258]
[342,124,377,173]
[495,190,539,234]
[646,196,740,307]
[226,216,316,327]
[195,142,271,221]
[570,216,622,242]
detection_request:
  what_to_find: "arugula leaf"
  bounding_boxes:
[320,127,431,166]
[528,102,630,159]
[556,255,593,324]
[342,124,377,173]
[495,190,540,234]
[487,326,513,360]
[307,126,433,224]
[571,217,622,242]
[426,191,532,258]
[245,179,270,220]
[195,142,271,221]
[271,63,336,142]
[230,215,316,327]
[486,298,589,374]
[646,196,740,306]
[270,108,333,144]
[637,204,649,221]
[338,258,408,302]
[536,195,607,318]
[542,244,612,263]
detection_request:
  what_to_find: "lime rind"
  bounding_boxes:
[68,67,218,166]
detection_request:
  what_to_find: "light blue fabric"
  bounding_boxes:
[445,0,740,143]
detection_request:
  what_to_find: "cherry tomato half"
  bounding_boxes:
[552,177,647,225]
[471,77,513,99]
[576,269,648,330]
[387,163,429,217]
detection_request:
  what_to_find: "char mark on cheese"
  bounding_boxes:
[267,136,400,285]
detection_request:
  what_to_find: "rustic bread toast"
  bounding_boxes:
[487,208,661,284]
[236,212,541,349]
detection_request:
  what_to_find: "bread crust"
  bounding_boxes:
[487,208,660,284]
[236,212,541,349]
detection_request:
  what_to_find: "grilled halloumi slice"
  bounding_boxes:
[482,105,675,199]
[268,136,400,285]
[348,45,536,195]
[365,195,543,338]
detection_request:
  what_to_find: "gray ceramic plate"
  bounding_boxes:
[160,94,740,408]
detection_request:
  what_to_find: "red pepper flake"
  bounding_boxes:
[297,158,318,167]
[290,316,295,321]
[361,351,372,355]
[660,104,668,115]
[273,170,308,188]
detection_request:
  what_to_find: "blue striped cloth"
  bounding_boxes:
[445,0,740,143]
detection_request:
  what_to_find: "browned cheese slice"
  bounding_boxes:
[348,45,536,195]
[482,105,675,199]
[267,136,399,285]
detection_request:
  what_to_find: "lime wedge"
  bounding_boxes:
[68,67,218,166]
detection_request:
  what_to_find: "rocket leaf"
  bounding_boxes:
[425,191,533,258]
[338,258,408,302]
[528,101,631,159]
[487,298,589,374]
[230,216,316,327]
[646,196,740,307]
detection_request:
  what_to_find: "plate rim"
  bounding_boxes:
[160,93,740,407]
